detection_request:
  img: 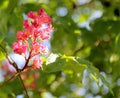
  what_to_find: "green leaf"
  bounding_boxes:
[0,32,5,44]
[62,56,86,82]
[99,74,114,95]
[43,53,65,72]
[0,51,5,60]
[75,57,113,94]
[22,3,42,13]
[51,18,78,55]
[43,52,114,95]
[4,35,16,46]
[0,91,7,98]
[0,47,6,60]
[0,11,9,33]
[90,73,99,83]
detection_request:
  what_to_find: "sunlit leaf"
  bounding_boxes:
[0,51,5,60]
[44,54,65,72]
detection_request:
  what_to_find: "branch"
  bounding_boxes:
[0,73,19,88]
[22,49,32,71]
[73,45,85,55]
[18,73,30,98]
[0,44,19,70]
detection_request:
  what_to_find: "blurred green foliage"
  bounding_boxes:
[0,0,120,98]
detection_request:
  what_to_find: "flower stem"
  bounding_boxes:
[22,49,33,71]
[22,54,30,70]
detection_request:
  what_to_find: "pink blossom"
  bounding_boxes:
[12,8,53,70]
[39,44,48,54]
[28,11,38,19]
[34,24,53,39]
[32,18,39,27]
[39,8,51,24]
[32,58,42,69]
[31,8,51,28]
[31,42,41,56]
[25,26,36,38]
[16,31,28,40]
[23,19,30,28]
[13,8,53,56]
[12,40,27,55]
[31,42,48,57]
[38,24,53,40]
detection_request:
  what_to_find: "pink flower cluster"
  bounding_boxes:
[12,8,53,69]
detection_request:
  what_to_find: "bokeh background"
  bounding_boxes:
[0,0,120,98]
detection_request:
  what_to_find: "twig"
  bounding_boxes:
[73,45,85,56]
[0,44,19,70]
[0,73,19,88]
[18,73,30,98]
[22,49,32,71]
[0,44,29,97]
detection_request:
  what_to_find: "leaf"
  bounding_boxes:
[75,57,113,94]
[51,18,78,55]
[0,91,7,98]
[62,56,86,82]
[22,3,42,13]
[43,53,65,73]
[99,74,114,95]
[9,11,23,31]
[90,73,98,83]
[4,35,17,46]
[0,32,5,44]
[0,77,24,95]
[0,0,18,33]
[45,55,86,82]
[41,52,114,94]
[0,47,6,60]
[0,11,9,33]
[0,51,5,60]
